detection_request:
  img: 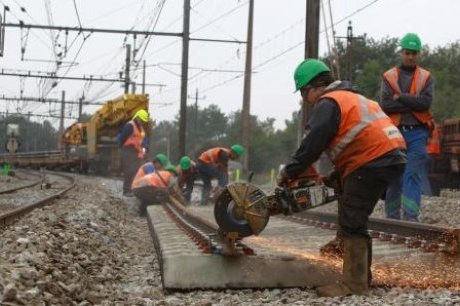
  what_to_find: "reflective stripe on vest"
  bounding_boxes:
[123,121,146,158]
[322,90,406,177]
[131,170,172,190]
[328,95,388,160]
[199,147,230,164]
[383,66,433,126]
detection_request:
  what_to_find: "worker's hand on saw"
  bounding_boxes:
[276,168,289,187]
[322,169,341,191]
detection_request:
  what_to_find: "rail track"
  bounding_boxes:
[280,210,460,255]
[0,171,76,228]
[155,195,255,256]
[0,170,43,194]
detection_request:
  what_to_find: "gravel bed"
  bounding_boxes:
[0,175,24,192]
[0,174,67,212]
[0,176,459,305]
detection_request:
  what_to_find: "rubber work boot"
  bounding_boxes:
[320,230,344,258]
[316,237,370,297]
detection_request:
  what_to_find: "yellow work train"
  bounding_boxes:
[2,94,150,174]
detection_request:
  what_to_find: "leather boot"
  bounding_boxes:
[320,230,344,258]
[316,237,370,297]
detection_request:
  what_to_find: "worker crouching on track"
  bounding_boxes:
[119,109,150,197]
[197,145,244,206]
[277,59,407,297]
[131,153,170,186]
[131,165,177,216]
[176,156,198,204]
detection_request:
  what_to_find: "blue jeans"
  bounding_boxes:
[385,127,428,221]
[197,162,228,205]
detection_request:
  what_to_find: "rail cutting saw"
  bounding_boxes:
[214,167,339,239]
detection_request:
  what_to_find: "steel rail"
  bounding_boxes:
[0,172,75,228]
[166,196,255,255]
[281,210,460,254]
[0,170,44,194]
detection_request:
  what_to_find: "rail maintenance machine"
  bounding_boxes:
[214,167,340,253]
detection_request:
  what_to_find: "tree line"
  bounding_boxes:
[2,36,460,174]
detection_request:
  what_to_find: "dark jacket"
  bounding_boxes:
[379,64,434,126]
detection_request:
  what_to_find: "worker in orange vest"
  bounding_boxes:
[379,33,434,221]
[132,153,170,186]
[277,59,406,297]
[176,156,198,203]
[131,165,177,216]
[197,145,244,205]
[119,109,150,197]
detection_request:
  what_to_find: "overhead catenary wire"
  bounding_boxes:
[181,0,382,98]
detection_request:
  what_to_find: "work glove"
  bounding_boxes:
[322,169,341,192]
[276,168,289,187]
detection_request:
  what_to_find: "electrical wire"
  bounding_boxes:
[72,0,83,28]
[190,0,383,96]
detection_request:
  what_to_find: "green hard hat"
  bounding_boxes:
[164,164,177,175]
[179,156,191,170]
[293,59,331,91]
[155,153,169,167]
[400,33,422,51]
[133,109,149,122]
[231,144,244,156]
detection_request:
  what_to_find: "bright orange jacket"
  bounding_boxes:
[131,170,173,190]
[321,90,406,177]
[383,66,433,127]
[132,162,155,186]
[427,125,441,155]
[198,147,231,165]
[123,120,146,158]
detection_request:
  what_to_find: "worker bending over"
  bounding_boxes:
[132,153,170,185]
[131,165,177,216]
[278,59,406,297]
[176,156,198,203]
[197,145,244,205]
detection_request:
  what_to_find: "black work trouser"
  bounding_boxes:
[133,186,169,216]
[338,164,405,239]
[120,146,142,194]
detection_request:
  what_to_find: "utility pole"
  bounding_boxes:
[179,0,191,157]
[187,88,206,145]
[336,22,364,82]
[26,112,31,152]
[241,0,254,172]
[78,96,83,120]
[301,0,320,129]
[142,60,146,94]
[124,44,131,94]
[346,21,354,82]
[59,90,65,150]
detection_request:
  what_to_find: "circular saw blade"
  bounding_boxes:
[214,183,270,238]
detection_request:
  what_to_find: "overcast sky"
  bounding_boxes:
[1,0,459,130]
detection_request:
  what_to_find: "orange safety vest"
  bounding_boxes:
[198,147,231,165]
[383,66,433,127]
[427,125,441,155]
[131,170,172,190]
[321,90,406,177]
[123,120,146,158]
[132,162,155,186]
